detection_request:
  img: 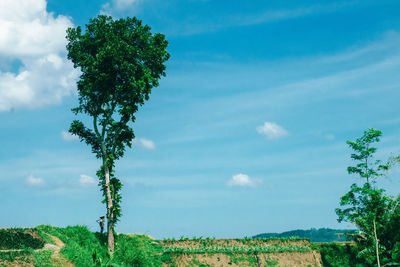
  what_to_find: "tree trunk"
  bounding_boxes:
[104,160,115,253]
[373,218,381,267]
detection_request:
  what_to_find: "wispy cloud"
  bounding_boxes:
[324,133,336,140]
[167,1,358,36]
[227,173,261,187]
[232,2,355,27]
[61,130,79,141]
[133,138,156,150]
[25,174,45,187]
[79,174,97,187]
[256,122,288,140]
[101,0,141,15]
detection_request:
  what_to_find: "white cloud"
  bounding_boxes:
[79,174,97,187]
[227,173,261,187]
[0,0,78,112]
[256,122,288,140]
[61,130,79,141]
[133,138,156,150]
[25,174,45,187]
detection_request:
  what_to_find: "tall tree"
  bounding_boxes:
[336,128,390,266]
[66,15,169,252]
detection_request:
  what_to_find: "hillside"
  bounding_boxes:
[253,228,356,242]
[0,225,364,266]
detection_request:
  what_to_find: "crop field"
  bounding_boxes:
[160,237,321,267]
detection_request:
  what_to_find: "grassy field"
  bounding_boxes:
[0,225,359,266]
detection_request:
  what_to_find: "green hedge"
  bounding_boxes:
[0,229,44,250]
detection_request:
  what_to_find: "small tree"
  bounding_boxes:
[346,128,389,183]
[66,15,169,252]
[336,128,390,266]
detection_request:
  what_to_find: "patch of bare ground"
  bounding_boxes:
[0,259,34,267]
[258,251,322,267]
[164,251,322,267]
[163,253,243,267]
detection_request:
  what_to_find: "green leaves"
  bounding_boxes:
[69,120,102,158]
[67,15,169,122]
[346,128,388,182]
[67,14,168,163]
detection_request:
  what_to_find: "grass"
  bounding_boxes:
[32,250,54,267]
[230,254,258,265]
[188,257,212,267]
[265,256,279,266]
[36,225,163,267]
[0,250,32,263]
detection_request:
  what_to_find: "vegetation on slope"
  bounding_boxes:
[37,225,163,266]
[0,226,324,267]
[160,236,321,267]
[0,225,163,267]
[0,228,44,250]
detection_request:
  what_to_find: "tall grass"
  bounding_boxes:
[37,225,109,266]
[0,250,32,263]
[35,225,163,267]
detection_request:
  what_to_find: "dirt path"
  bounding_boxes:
[0,234,75,267]
[46,234,75,267]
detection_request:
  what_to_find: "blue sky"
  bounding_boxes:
[1,0,400,239]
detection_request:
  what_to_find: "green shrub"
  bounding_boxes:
[318,243,367,267]
[391,242,400,265]
[0,229,44,250]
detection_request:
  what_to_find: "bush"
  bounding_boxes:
[318,243,364,267]
[0,229,44,250]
